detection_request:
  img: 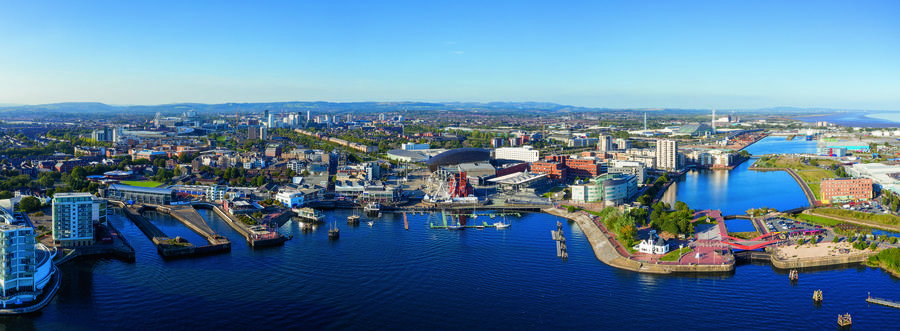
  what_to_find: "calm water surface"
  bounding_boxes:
[4,209,898,330]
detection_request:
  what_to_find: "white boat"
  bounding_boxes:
[364,202,381,215]
[367,221,374,227]
[293,207,326,222]
[493,221,510,229]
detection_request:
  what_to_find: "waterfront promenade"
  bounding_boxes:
[544,207,734,274]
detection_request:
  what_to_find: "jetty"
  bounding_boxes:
[193,202,288,247]
[867,296,900,309]
[552,221,568,259]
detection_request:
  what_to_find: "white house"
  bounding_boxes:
[635,230,669,255]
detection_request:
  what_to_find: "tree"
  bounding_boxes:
[19,196,41,212]
[0,191,12,199]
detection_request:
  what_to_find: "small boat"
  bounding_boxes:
[494,216,511,229]
[813,290,823,302]
[367,221,374,227]
[837,313,851,326]
[328,222,339,240]
[293,207,326,222]
[364,202,381,215]
[448,224,464,230]
[789,269,799,281]
[347,215,360,224]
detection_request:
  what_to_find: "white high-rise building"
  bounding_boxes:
[655,139,679,171]
[267,114,275,128]
[306,110,311,122]
[494,146,540,163]
[598,135,613,152]
[52,193,107,247]
[0,207,56,308]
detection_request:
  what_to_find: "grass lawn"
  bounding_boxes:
[121,180,164,188]
[728,231,760,240]
[813,208,900,226]
[660,246,692,261]
[795,213,843,226]
[797,169,836,183]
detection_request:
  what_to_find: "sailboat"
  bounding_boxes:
[494,215,510,229]
[328,221,339,239]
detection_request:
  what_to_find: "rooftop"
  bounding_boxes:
[109,184,175,195]
[489,172,548,185]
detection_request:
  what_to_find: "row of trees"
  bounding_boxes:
[883,191,900,212]
[636,173,669,205]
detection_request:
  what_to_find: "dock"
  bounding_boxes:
[113,201,231,258]
[867,296,900,309]
[192,202,288,247]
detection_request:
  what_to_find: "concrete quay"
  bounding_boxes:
[544,208,735,274]
[192,202,288,247]
[114,202,231,258]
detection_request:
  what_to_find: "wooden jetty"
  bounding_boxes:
[867,296,900,309]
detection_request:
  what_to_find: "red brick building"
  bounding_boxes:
[820,178,873,204]
[530,160,567,181]
[535,155,602,181]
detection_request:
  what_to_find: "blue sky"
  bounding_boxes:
[1,0,898,110]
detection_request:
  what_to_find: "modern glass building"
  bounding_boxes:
[0,207,56,308]
[51,193,107,247]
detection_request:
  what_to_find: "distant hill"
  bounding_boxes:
[0,101,877,116]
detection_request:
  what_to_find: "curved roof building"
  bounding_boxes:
[425,148,491,172]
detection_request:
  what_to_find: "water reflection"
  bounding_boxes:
[664,160,808,215]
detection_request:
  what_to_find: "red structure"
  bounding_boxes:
[448,171,474,198]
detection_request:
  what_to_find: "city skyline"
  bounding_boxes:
[1,0,898,110]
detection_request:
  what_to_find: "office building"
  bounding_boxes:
[495,146,540,163]
[820,178,873,204]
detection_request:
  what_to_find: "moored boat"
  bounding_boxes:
[294,207,326,222]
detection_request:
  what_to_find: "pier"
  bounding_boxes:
[192,202,288,247]
[552,221,568,259]
[867,296,900,309]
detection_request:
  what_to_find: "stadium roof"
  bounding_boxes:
[425,148,490,172]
